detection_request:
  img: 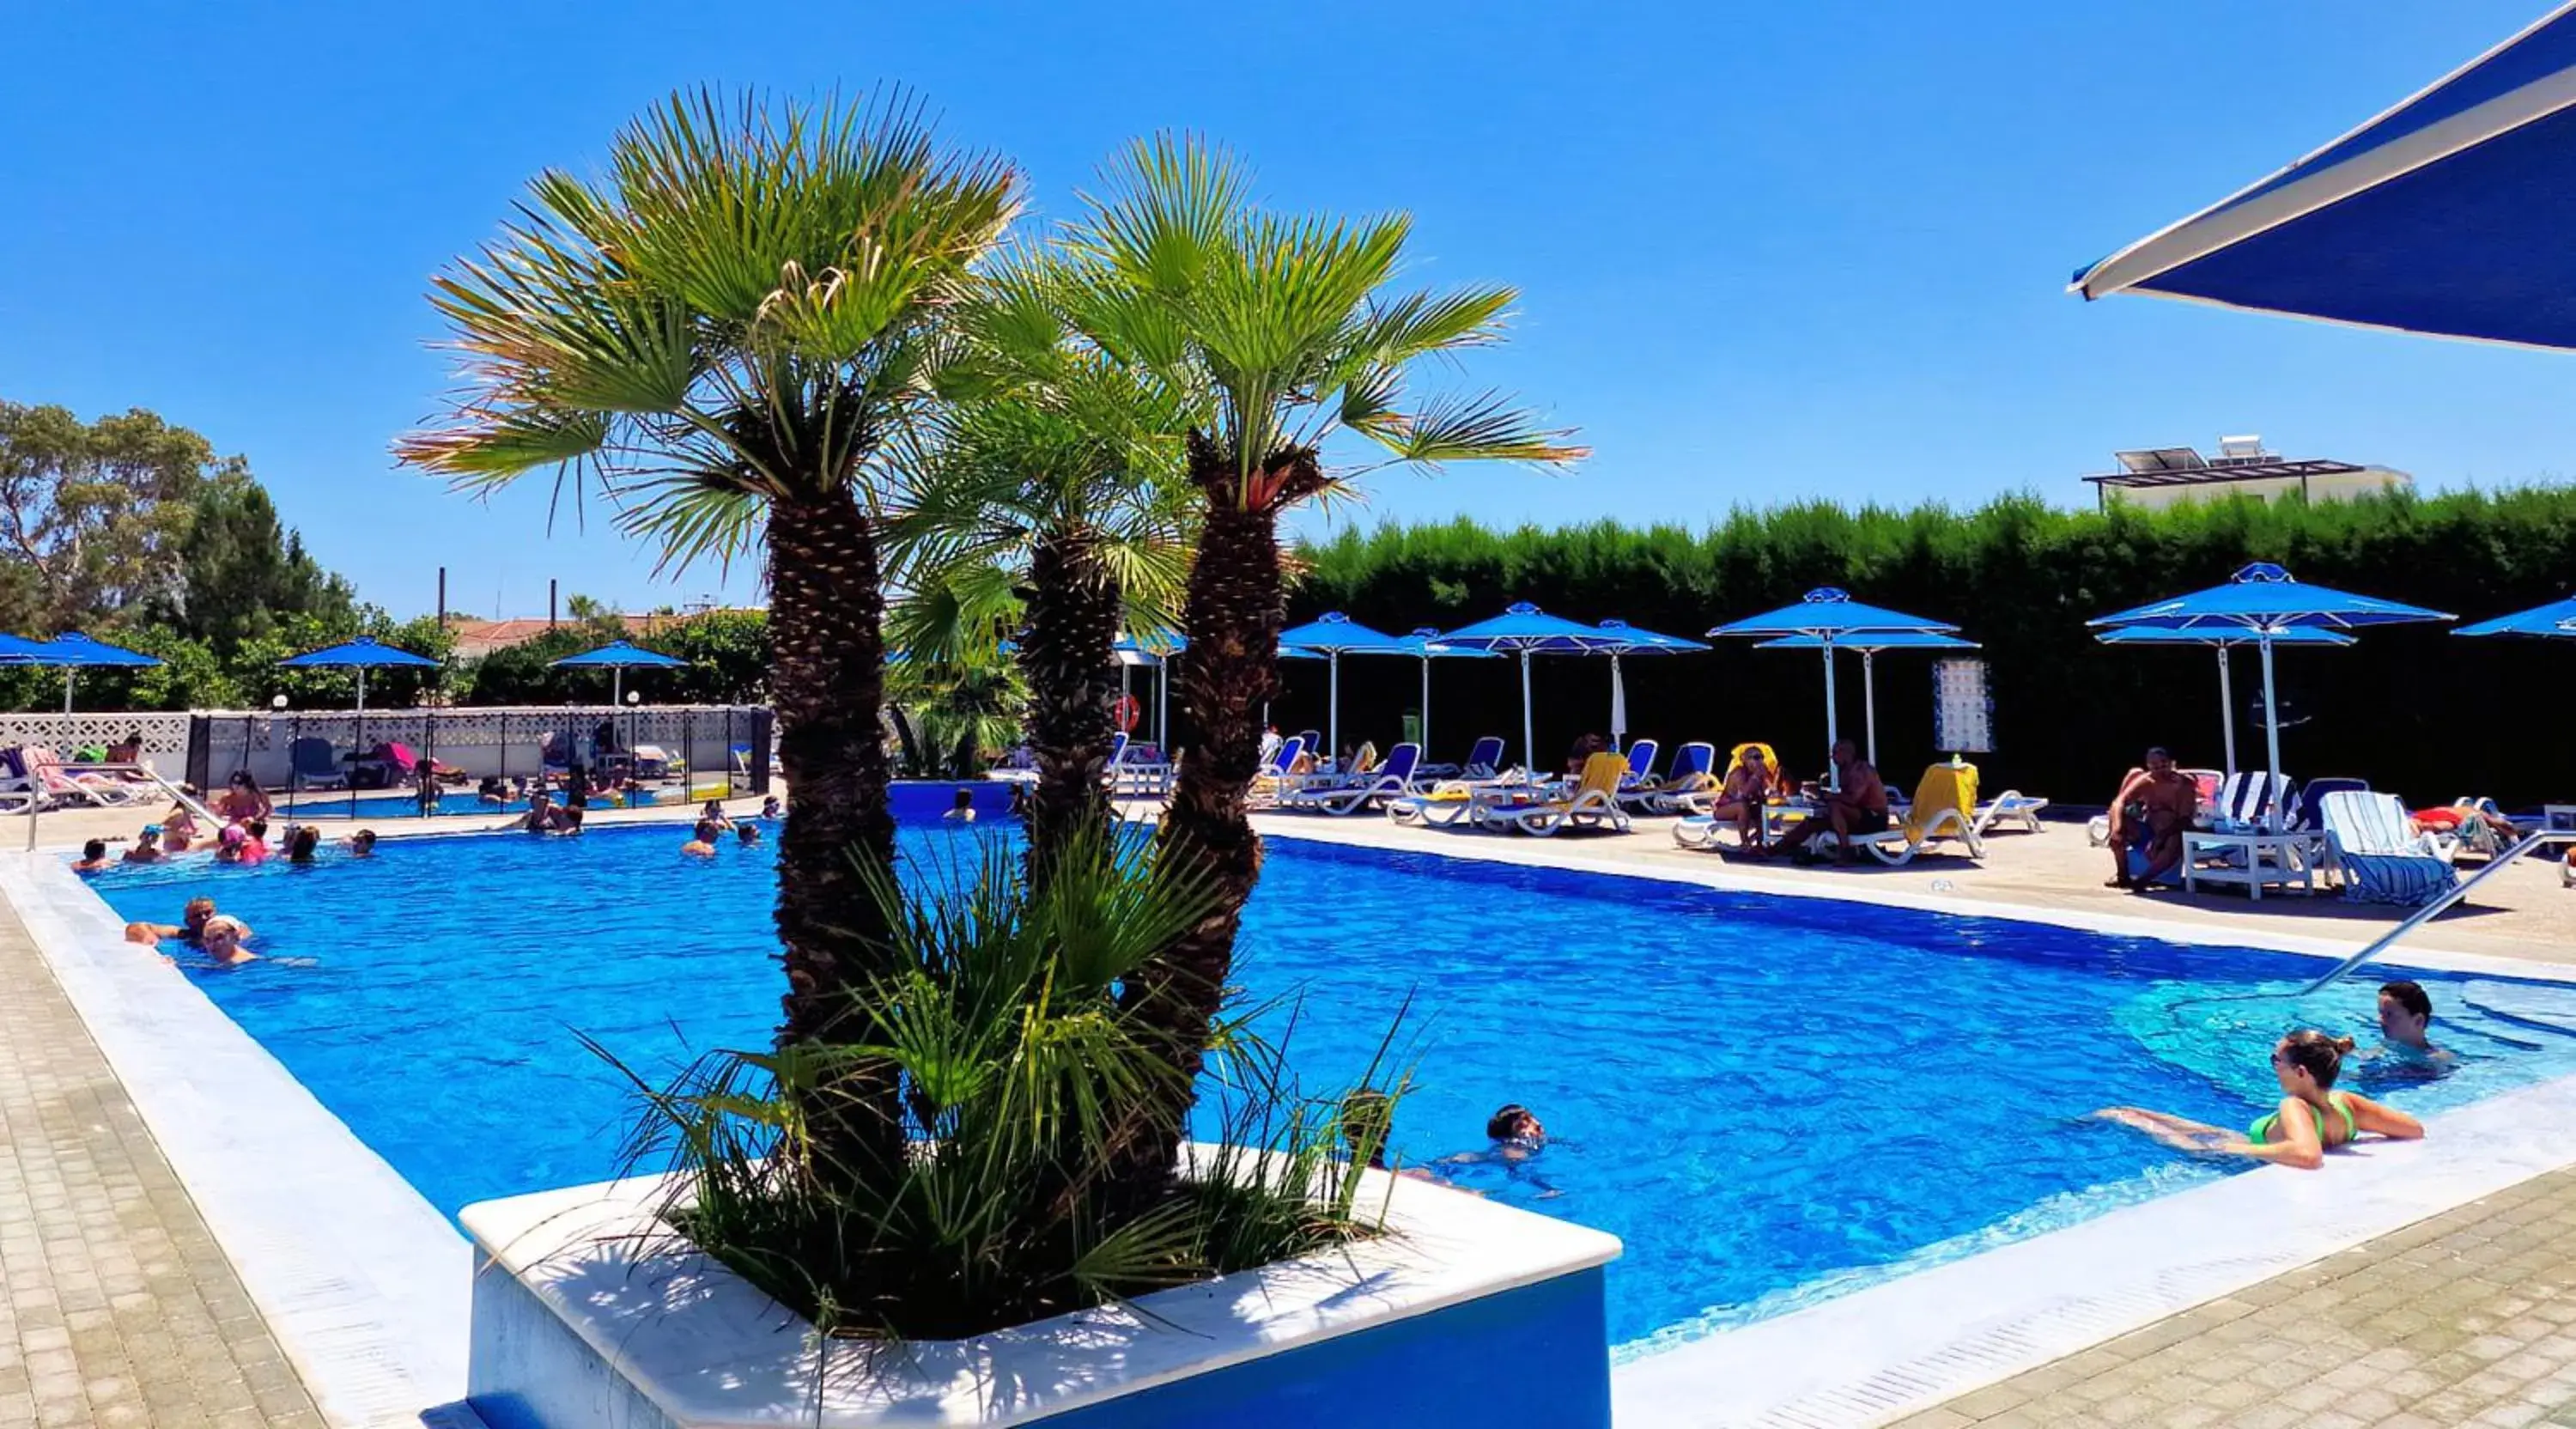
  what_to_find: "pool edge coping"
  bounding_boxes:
[0,851,477,1429]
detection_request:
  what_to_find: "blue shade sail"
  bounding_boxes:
[279,636,441,669]
[1705,587,1959,640]
[2455,594,2576,637]
[550,640,687,670]
[2088,562,2452,633]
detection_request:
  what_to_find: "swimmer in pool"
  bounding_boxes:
[343,829,379,856]
[761,796,781,820]
[122,828,165,865]
[70,840,113,874]
[2096,1031,2424,1170]
[125,896,218,946]
[2374,981,2448,1060]
[699,799,733,830]
[1436,1104,1562,1197]
[197,915,257,966]
[286,824,323,864]
[944,787,976,823]
[681,819,721,857]
[733,822,762,848]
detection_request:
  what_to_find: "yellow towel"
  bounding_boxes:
[1901,762,1978,842]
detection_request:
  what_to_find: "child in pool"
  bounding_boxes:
[70,839,113,874]
[2096,1031,2424,1170]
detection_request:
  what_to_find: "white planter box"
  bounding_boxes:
[459,1161,1620,1428]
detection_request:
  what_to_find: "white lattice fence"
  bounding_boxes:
[0,712,191,776]
[192,706,769,788]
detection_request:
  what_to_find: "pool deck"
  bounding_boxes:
[6,793,2576,1426]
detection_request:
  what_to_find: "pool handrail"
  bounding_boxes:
[2296,830,2553,995]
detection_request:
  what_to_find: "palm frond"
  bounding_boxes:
[1354,389,1588,468]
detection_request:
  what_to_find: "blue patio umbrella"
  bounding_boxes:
[1275,612,1411,763]
[2090,563,2451,828]
[2455,594,2576,638]
[553,641,689,768]
[6,632,166,848]
[280,637,444,809]
[1589,620,1710,752]
[2072,5,2576,350]
[1755,629,1979,769]
[1431,603,1635,775]
[2095,625,2355,777]
[1709,589,1959,786]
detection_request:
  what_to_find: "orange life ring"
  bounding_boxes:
[1111,694,1142,733]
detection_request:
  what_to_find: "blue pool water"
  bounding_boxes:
[81,823,2576,1347]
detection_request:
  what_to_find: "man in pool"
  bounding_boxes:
[197,915,257,966]
[733,822,762,848]
[2372,980,2454,1065]
[1435,1104,1563,1197]
[944,787,977,823]
[70,839,113,874]
[125,896,220,946]
[1765,740,1889,865]
[681,819,721,856]
[343,829,379,856]
[122,827,166,865]
[2105,747,2196,891]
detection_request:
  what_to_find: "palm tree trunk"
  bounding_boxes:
[1111,443,1285,1207]
[1020,532,1121,879]
[766,488,905,1180]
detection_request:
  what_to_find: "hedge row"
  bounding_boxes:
[1267,488,2576,808]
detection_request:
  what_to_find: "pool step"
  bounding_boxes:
[2459,980,2576,1038]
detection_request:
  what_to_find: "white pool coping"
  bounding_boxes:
[11,822,2576,1429]
[0,852,478,1429]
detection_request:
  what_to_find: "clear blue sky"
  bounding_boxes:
[3,0,2567,619]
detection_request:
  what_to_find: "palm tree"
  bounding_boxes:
[886,257,1197,871]
[396,89,1020,1177]
[1060,138,1583,1204]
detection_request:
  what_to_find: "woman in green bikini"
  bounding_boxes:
[2098,1031,2424,1170]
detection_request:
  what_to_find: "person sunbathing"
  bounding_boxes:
[2105,747,2196,891]
[2095,1031,2423,1170]
[1704,746,1779,849]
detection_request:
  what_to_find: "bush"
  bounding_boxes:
[1276,488,2576,806]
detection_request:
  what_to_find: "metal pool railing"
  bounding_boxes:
[2297,831,2555,995]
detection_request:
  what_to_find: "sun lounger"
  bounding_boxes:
[2319,790,2458,907]
[1109,738,1174,799]
[1418,734,1504,781]
[1283,743,1421,816]
[1617,739,1661,788]
[289,737,347,790]
[1621,741,1716,814]
[1477,752,1632,836]
[1249,736,1307,808]
[1972,790,2050,836]
[1816,762,1985,866]
[2207,772,2295,834]
[15,746,152,808]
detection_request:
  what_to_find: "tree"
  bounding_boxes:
[653,610,771,703]
[397,88,1019,1181]
[150,473,356,652]
[887,256,1197,872]
[1060,138,1582,1205]
[0,401,234,631]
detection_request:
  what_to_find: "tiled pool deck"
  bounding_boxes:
[7,797,2576,1426]
[0,909,325,1429]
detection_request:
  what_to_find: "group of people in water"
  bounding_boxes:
[680,799,769,855]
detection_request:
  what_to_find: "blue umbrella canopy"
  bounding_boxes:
[550,640,687,670]
[1426,604,1633,772]
[2073,4,2576,350]
[0,631,52,661]
[2088,562,2452,633]
[280,635,441,669]
[2456,594,2576,637]
[1710,590,1958,779]
[34,631,161,667]
[1706,587,1959,640]
[1274,613,1413,760]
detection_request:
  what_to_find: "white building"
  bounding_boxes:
[2082,435,2413,512]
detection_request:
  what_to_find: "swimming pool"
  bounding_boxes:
[81,823,2576,1350]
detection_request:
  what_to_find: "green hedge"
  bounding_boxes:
[1278,489,2576,809]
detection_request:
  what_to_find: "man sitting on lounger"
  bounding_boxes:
[2105,747,2196,891]
[1766,740,1889,865]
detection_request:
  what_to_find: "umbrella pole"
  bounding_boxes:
[1519,649,1535,779]
[1821,644,1842,790]
[1862,651,1878,769]
[352,668,366,820]
[1609,654,1625,752]
[1420,656,1431,762]
[1327,652,1340,768]
[1156,661,1168,750]
[2257,634,2284,833]
[2215,648,2238,777]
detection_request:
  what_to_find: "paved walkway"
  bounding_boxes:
[0,909,323,1429]
[1892,1164,2576,1429]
